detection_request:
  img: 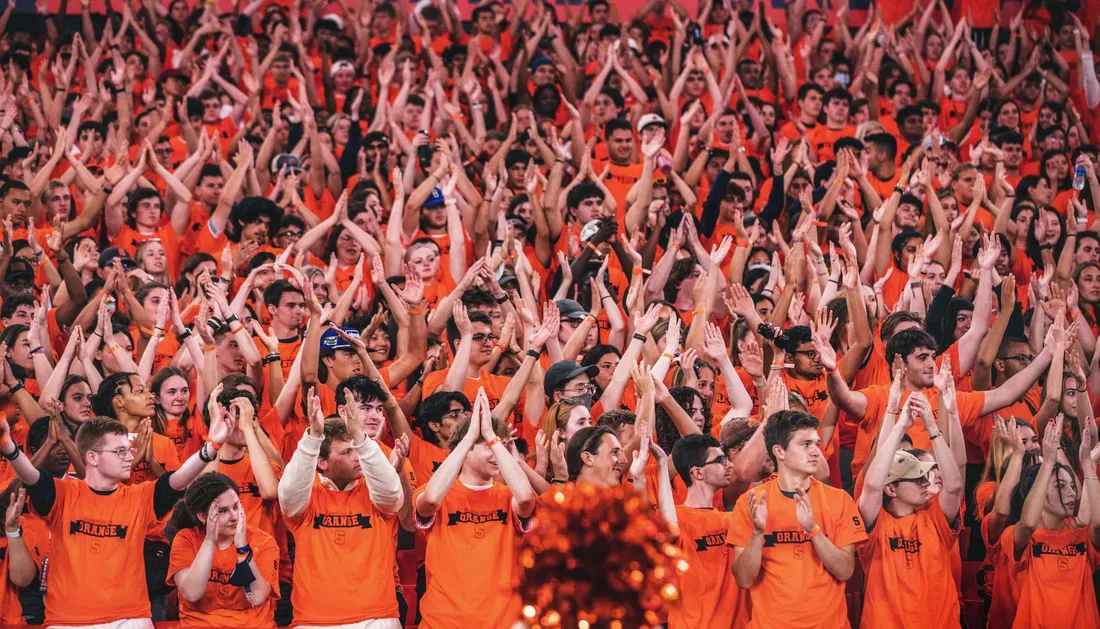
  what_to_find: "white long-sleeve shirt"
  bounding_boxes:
[277,430,403,519]
[1081,52,1100,110]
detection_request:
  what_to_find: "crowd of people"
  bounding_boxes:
[0,0,1096,627]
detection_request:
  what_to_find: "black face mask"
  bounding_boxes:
[563,393,594,409]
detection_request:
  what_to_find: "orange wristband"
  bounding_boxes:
[407,304,424,316]
[632,267,643,276]
[485,438,500,449]
[736,239,750,247]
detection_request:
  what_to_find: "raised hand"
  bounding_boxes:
[4,487,24,534]
[748,487,768,532]
[793,486,816,533]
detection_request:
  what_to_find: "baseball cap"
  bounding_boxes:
[884,450,936,485]
[637,113,668,133]
[555,299,586,321]
[4,258,33,285]
[423,188,446,209]
[156,68,189,84]
[530,55,552,70]
[99,246,136,270]
[320,326,361,354]
[543,360,599,398]
[720,418,759,451]
[364,131,389,146]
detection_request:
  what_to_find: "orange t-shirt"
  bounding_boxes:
[851,386,986,478]
[35,478,161,624]
[163,414,209,463]
[215,454,282,539]
[422,369,526,429]
[414,481,529,629]
[285,478,400,624]
[670,505,750,629]
[807,124,856,164]
[0,511,49,623]
[999,524,1100,629]
[858,500,961,628]
[113,223,182,277]
[167,526,280,628]
[726,477,868,629]
[407,435,448,486]
[983,513,1020,629]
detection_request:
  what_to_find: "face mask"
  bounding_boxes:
[564,393,594,409]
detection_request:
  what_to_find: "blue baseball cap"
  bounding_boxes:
[320,326,360,354]
[424,187,446,209]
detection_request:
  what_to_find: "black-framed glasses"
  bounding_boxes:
[793,349,819,360]
[1003,354,1033,365]
[472,333,498,345]
[703,454,729,466]
[895,475,931,488]
[93,447,135,458]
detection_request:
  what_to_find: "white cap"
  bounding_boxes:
[636,113,667,133]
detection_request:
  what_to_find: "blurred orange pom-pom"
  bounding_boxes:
[517,484,681,628]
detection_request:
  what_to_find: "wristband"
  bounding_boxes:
[585,241,599,253]
[1085,476,1099,482]
[886,407,901,415]
[106,344,121,354]
[670,242,681,251]
[661,352,674,361]
[929,432,942,440]
[494,341,507,352]
[585,313,598,323]
[7,382,24,396]
[203,344,217,351]
[495,295,509,304]
[229,324,245,335]
[485,438,500,449]
[736,239,750,247]
[29,346,44,356]
[632,268,643,277]
[526,349,541,359]
[140,326,155,335]
[177,328,193,341]
[199,444,216,462]
[407,304,424,316]
[236,544,253,556]
[263,353,281,365]
[805,524,821,539]
[5,528,20,538]
[207,441,222,452]
[632,333,647,343]
[225,315,240,325]
[1,444,20,461]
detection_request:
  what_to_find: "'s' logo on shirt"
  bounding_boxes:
[695,532,727,552]
[447,510,507,526]
[70,520,128,538]
[312,514,372,529]
[888,536,922,554]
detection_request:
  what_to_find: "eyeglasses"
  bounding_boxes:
[896,475,932,488]
[472,333,498,345]
[792,349,819,360]
[93,447,135,458]
[562,383,596,395]
[277,230,303,239]
[703,454,729,466]
[442,408,470,420]
[1003,354,1033,365]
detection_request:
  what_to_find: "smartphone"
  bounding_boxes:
[105,296,117,316]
